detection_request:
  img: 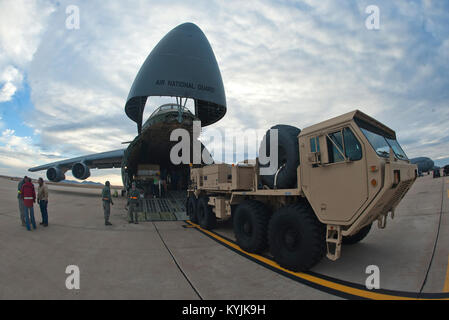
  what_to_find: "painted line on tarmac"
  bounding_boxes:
[444,256,449,293]
[185,221,449,300]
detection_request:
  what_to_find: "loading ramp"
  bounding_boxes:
[133,191,188,221]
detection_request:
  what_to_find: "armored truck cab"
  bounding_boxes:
[187,110,417,271]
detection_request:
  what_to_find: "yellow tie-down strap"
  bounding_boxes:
[185,220,449,300]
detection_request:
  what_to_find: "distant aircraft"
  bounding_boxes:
[28,23,226,191]
[410,157,434,173]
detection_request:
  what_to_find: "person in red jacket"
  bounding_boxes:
[20,177,37,231]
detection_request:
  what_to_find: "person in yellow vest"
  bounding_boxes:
[127,182,140,224]
[101,181,114,226]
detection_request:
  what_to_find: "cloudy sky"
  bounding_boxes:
[0,0,448,185]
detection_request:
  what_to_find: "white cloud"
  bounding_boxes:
[0,0,55,64]
[0,128,53,180]
[0,128,123,184]
[0,129,51,167]
[0,82,18,102]
[0,0,55,102]
[0,66,23,102]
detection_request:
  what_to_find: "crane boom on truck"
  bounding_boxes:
[186,109,417,272]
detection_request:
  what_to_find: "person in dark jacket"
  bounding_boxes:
[20,177,37,231]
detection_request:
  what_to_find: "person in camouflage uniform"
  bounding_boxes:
[127,182,140,224]
[101,181,114,226]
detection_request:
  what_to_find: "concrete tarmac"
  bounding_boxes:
[0,175,448,299]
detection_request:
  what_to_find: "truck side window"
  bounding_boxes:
[327,132,345,163]
[327,128,362,163]
[310,137,320,153]
[343,128,362,161]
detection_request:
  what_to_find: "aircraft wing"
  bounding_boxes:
[28,149,125,179]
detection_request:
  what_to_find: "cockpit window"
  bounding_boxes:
[355,118,408,160]
[150,104,190,117]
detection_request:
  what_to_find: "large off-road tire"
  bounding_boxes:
[342,223,372,245]
[233,200,271,253]
[268,203,325,271]
[186,195,198,223]
[196,196,217,230]
[258,124,301,189]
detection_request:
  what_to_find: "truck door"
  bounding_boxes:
[306,126,368,223]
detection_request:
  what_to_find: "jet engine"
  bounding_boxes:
[72,162,91,180]
[46,167,65,182]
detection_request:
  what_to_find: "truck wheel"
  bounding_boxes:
[197,196,217,230]
[258,125,301,189]
[233,200,270,253]
[342,223,372,245]
[186,196,198,223]
[268,203,325,271]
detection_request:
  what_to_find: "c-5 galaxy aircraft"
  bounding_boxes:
[28,23,226,192]
[410,157,434,173]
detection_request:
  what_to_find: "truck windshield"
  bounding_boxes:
[355,119,408,160]
[386,138,408,160]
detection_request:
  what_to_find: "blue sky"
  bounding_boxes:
[0,0,448,184]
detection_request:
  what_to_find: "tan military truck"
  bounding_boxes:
[186,110,417,271]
